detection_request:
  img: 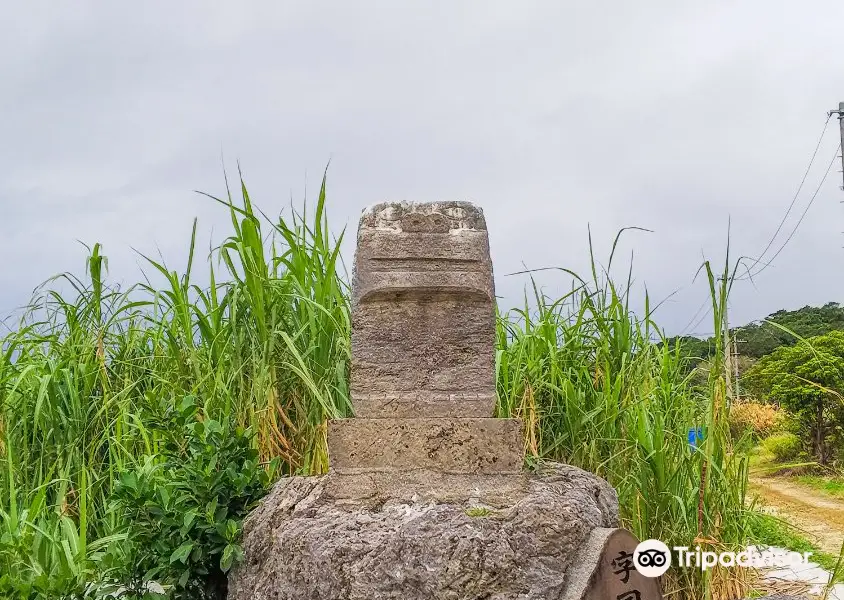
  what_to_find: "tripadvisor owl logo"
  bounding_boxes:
[633,540,672,577]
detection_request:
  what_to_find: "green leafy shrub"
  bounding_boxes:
[113,396,272,600]
[761,432,803,462]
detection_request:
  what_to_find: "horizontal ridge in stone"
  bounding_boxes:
[352,392,496,418]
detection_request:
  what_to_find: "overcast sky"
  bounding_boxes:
[2,2,844,336]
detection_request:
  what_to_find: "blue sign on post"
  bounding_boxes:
[688,427,703,448]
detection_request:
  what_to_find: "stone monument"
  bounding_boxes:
[229,201,663,600]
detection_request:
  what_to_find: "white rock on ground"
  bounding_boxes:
[759,546,842,599]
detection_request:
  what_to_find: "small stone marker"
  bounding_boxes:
[328,201,523,475]
[563,528,663,600]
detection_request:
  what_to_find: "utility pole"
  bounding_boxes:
[829,102,844,191]
[722,294,747,401]
[723,302,733,400]
[839,102,844,190]
[732,337,746,401]
[830,103,844,246]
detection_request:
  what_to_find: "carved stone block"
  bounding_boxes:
[327,417,523,474]
[350,201,496,419]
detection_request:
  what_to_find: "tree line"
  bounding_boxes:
[667,302,844,466]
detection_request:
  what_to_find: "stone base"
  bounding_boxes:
[228,463,660,600]
[327,417,523,474]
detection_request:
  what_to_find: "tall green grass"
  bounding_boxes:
[496,236,752,600]
[0,175,350,596]
[0,177,752,599]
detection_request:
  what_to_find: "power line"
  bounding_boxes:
[684,305,714,339]
[742,142,841,280]
[677,295,710,337]
[744,115,833,274]
[677,113,835,336]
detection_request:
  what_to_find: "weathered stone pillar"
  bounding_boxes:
[350,202,496,419]
[329,201,522,480]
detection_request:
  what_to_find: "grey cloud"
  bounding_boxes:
[3,1,844,334]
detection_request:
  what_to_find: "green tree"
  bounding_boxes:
[666,302,844,368]
[744,330,844,465]
[739,302,844,358]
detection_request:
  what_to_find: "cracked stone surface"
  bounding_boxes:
[228,463,620,600]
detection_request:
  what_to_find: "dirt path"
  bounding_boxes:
[750,475,844,555]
